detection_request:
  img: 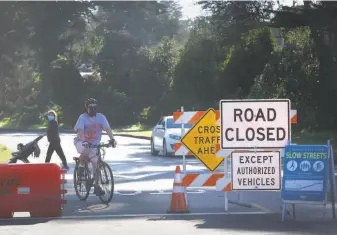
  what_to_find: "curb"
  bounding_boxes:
[115,134,150,140]
[0,128,151,141]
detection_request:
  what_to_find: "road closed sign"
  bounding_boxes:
[220,99,290,149]
[231,151,281,191]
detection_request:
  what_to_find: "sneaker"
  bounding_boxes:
[94,186,105,196]
[62,164,69,171]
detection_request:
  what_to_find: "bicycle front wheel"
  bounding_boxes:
[74,162,90,201]
[97,161,114,204]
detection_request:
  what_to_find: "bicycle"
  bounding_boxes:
[73,141,115,204]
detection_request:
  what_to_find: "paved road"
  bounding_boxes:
[0,133,336,234]
[1,213,337,235]
[0,133,258,216]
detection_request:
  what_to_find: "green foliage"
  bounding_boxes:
[140,106,157,126]
[0,144,11,163]
[249,27,319,130]
[2,1,337,134]
[219,27,274,98]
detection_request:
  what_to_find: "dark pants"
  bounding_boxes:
[45,141,67,166]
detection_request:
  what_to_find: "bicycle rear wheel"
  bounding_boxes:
[97,161,114,204]
[73,162,90,201]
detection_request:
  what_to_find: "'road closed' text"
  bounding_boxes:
[220,100,290,149]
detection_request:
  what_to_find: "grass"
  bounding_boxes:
[0,117,73,130]
[0,144,11,163]
[0,117,47,130]
[0,117,18,128]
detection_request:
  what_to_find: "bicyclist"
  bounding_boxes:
[74,98,117,196]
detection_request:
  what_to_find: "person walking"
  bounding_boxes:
[45,110,69,170]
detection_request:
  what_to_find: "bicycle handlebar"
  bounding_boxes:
[82,141,114,149]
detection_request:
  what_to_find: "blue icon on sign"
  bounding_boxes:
[287,160,297,171]
[300,161,311,172]
[313,161,324,172]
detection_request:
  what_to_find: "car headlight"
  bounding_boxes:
[169,134,181,140]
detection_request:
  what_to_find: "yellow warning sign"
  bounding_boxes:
[181,108,224,171]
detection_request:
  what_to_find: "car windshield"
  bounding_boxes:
[166,118,193,129]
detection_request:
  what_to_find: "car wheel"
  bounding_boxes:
[163,139,169,157]
[151,138,159,156]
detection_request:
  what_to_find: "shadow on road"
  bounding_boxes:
[0,218,51,226]
[4,213,335,233]
[146,213,337,233]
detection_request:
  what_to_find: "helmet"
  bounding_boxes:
[85,98,98,109]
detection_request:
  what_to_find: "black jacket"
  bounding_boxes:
[47,120,61,143]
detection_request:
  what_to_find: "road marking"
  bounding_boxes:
[186,189,205,194]
[250,203,274,213]
[149,189,205,195]
[113,172,165,180]
[0,211,271,221]
[114,191,142,196]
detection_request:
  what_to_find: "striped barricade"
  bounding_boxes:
[182,173,225,187]
[216,175,232,192]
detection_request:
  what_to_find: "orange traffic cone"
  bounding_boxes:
[167,166,189,213]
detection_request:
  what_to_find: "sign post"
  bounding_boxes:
[328,140,336,219]
[180,106,188,207]
[281,144,330,222]
[181,106,186,172]
[231,151,281,191]
[224,158,228,212]
[220,99,290,150]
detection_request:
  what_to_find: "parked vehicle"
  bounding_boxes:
[151,116,193,156]
[8,134,45,163]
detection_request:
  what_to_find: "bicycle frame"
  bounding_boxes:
[83,142,111,187]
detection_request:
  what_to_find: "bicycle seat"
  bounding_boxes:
[73,157,80,161]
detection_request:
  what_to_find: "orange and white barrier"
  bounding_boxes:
[216,175,232,192]
[174,143,192,156]
[182,173,225,187]
[167,166,189,213]
[173,109,297,124]
[174,110,221,124]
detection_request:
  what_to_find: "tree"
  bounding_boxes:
[270,1,337,129]
[172,18,222,109]
[198,1,275,45]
